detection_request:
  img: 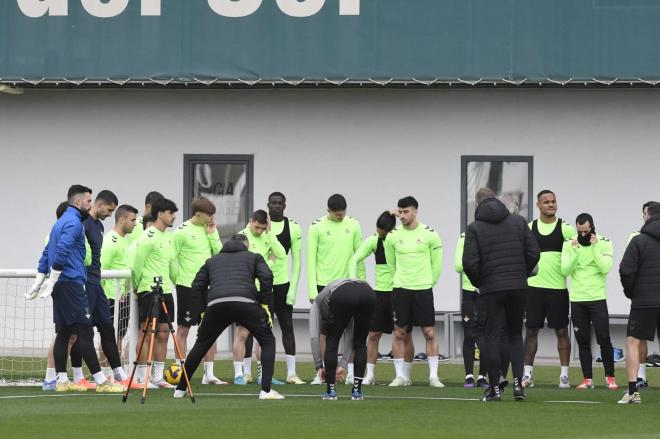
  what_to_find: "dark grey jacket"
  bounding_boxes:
[191,240,273,312]
[620,215,660,308]
[463,198,540,294]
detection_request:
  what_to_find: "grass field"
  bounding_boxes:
[1,361,659,439]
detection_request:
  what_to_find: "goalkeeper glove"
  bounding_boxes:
[261,304,273,328]
[25,273,47,300]
[38,269,61,299]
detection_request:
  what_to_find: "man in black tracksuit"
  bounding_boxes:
[463,188,540,402]
[619,202,660,404]
[174,234,284,400]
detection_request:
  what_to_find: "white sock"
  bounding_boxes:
[233,361,244,378]
[560,366,569,379]
[404,361,413,380]
[393,358,405,378]
[45,368,57,382]
[524,365,533,378]
[286,354,296,377]
[366,363,375,379]
[57,372,69,383]
[153,361,165,382]
[347,363,354,377]
[428,356,439,379]
[477,374,486,381]
[102,367,112,378]
[136,365,147,383]
[638,364,647,380]
[204,362,214,378]
[176,358,182,368]
[465,374,474,379]
[113,367,128,381]
[92,371,108,385]
[243,357,252,375]
[72,367,84,382]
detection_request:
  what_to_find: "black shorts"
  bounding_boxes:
[137,292,175,325]
[392,288,435,329]
[369,291,393,334]
[108,297,131,338]
[176,285,200,327]
[273,282,293,316]
[52,281,92,330]
[525,287,569,329]
[461,290,477,320]
[85,282,112,326]
[627,307,660,341]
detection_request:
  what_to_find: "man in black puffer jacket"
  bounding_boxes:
[619,202,660,404]
[175,234,284,400]
[463,188,540,402]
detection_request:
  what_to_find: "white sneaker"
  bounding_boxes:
[259,389,285,400]
[617,391,641,404]
[405,378,413,386]
[521,376,534,388]
[344,374,354,385]
[429,377,445,388]
[152,379,175,389]
[136,380,159,389]
[286,375,306,385]
[362,376,375,386]
[173,389,187,398]
[310,373,325,385]
[244,374,253,384]
[388,376,408,387]
[559,376,570,389]
[202,375,228,385]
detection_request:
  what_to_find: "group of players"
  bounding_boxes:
[27,184,660,403]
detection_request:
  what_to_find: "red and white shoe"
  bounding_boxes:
[74,378,97,390]
[606,376,619,390]
[576,378,593,390]
[118,379,143,390]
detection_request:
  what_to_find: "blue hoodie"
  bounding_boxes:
[38,206,88,285]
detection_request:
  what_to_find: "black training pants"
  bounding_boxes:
[571,300,614,378]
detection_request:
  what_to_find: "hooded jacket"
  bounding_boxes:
[620,215,660,308]
[463,198,540,294]
[190,240,273,312]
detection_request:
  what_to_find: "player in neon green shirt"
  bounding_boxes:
[560,213,618,390]
[307,194,365,384]
[129,191,163,242]
[349,210,399,385]
[385,196,444,388]
[233,210,286,385]
[267,192,305,384]
[454,233,488,389]
[523,190,576,389]
[172,197,225,385]
[131,197,178,388]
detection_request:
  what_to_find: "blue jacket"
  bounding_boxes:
[38,206,87,285]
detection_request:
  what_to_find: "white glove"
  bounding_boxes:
[25,273,47,300]
[38,270,61,299]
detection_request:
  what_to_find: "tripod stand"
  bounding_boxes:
[123,277,195,404]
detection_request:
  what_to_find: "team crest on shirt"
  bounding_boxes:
[325,231,332,237]
[345,229,350,234]
[416,239,423,245]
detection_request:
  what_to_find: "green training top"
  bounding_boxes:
[307,216,365,300]
[349,234,394,292]
[269,219,303,304]
[384,223,442,291]
[100,230,130,299]
[454,233,476,292]
[560,234,613,302]
[129,215,144,242]
[173,220,222,288]
[527,219,576,290]
[131,226,177,294]
[240,226,287,267]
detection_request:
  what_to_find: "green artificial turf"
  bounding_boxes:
[1,361,658,439]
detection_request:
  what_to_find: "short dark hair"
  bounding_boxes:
[142,214,155,227]
[475,187,496,204]
[575,213,594,228]
[151,198,178,219]
[251,209,268,224]
[96,190,118,206]
[376,211,396,232]
[268,192,286,203]
[397,196,418,209]
[192,197,216,215]
[115,204,138,221]
[647,202,660,218]
[643,201,658,212]
[327,194,347,211]
[537,190,555,200]
[231,233,248,243]
[55,201,69,219]
[145,191,164,206]
[67,185,92,202]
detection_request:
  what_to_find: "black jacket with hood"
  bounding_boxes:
[620,215,660,308]
[463,197,540,294]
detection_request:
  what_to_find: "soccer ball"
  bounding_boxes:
[164,363,182,385]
